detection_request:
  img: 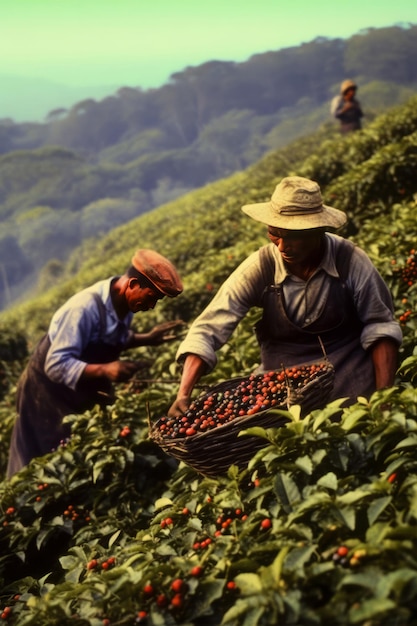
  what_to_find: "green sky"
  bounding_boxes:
[2,0,417,88]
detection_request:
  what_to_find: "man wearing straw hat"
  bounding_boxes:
[331,79,364,133]
[7,249,183,477]
[168,176,401,417]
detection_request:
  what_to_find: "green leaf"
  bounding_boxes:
[188,517,203,531]
[269,546,290,582]
[394,435,417,450]
[192,579,226,618]
[335,506,356,530]
[241,607,266,626]
[311,399,347,431]
[108,530,122,548]
[366,521,390,544]
[317,472,338,491]
[339,570,382,591]
[349,598,396,623]
[295,455,313,475]
[285,545,314,572]
[221,598,256,624]
[341,408,369,430]
[240,426,271,441]
[274,473,301,512]
[287,405,302,422]
[337,489,369,505]
[156,544,177,556]
[367,496,392,525]
[154,497,174,510]
[375,567,417,598]
[234,572,263,595]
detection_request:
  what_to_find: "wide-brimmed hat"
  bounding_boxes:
[340,79,357,95]
[131,249,183,297]
[241,176,347,230]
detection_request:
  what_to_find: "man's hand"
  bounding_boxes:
[102,359,150,382]
[147,320,186,344]
[168,354,207,416]
[168,395,191,417]
[129,320,186,347]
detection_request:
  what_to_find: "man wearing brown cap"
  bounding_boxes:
[7,249,183,477]
[168,177,401,417]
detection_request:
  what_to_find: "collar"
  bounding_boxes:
[104,277,133,326]
[270,234,340,283]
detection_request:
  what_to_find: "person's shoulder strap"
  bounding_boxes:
[90,292,107,338]
[258,245,276,287]
[334,237,356,283]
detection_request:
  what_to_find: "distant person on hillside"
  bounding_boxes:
[168,176,401,418]
[331,79,364,133]
[7,249,184,478]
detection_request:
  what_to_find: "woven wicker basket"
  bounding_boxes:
[150,360,334,477]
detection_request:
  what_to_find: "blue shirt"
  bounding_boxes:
[45,278,133,390]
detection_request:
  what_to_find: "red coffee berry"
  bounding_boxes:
[171,578,185,593]
[190,566,203,577]
[260,518,272,530]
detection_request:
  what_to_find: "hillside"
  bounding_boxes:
[0,24,416,312]
[0,87,416,626]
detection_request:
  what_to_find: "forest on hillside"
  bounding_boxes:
[0,89,416,625]
[0,24,417,312]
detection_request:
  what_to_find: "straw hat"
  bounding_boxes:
[241,176,347,231]
[340,79,357,95]
[131,249,183,297]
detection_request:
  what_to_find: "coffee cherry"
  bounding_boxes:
[190,566,203,577]
[143,584,154,596]
[156,364,331,439]
[260,518,272,530]
[171,578,185,593]
[170,593,183,608]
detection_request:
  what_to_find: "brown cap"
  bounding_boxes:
[131,249,183,297]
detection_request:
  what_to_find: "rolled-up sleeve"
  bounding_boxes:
[176,252,265,371]
[347,246,402,350]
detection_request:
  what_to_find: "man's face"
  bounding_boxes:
[127,280,164,312]
[267,227,323,268]
[344,88,356,101]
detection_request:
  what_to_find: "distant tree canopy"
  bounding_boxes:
[345,25,417,84]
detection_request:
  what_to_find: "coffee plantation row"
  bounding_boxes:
[0,95,416,625]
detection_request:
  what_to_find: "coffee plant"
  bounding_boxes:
[0,95,417,625]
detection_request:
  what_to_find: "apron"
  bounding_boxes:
[254,243,375,403]
[7,294,123,477]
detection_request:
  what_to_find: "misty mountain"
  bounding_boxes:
[0,74,121,123]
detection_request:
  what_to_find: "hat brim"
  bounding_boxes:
[241,202,347,231]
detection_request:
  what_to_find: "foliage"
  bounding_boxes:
[1,384,417,625]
